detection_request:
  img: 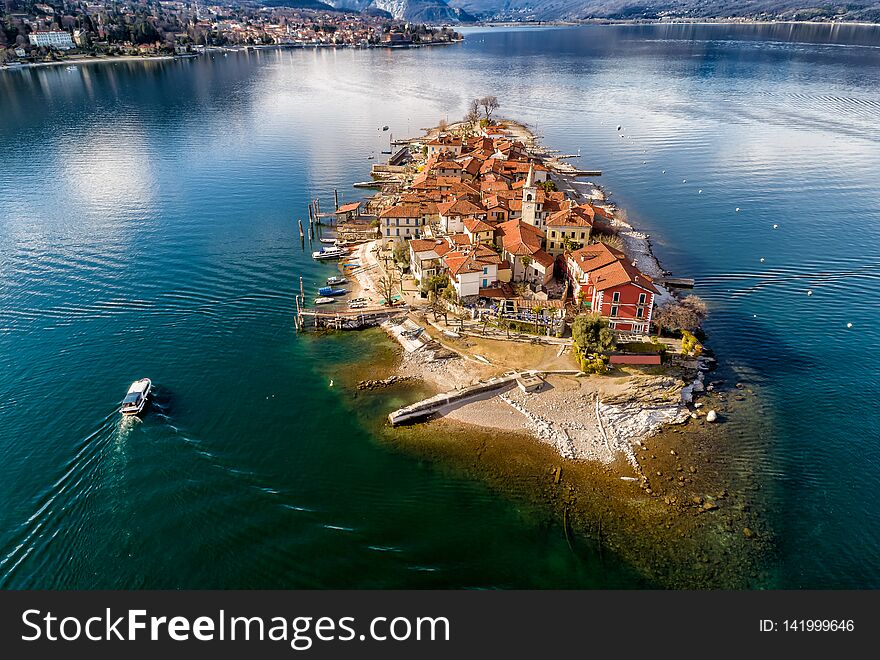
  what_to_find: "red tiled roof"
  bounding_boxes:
[464,218,494,233]
[591,260,658,294]
[379,204,421,218]
[336,201,361,213]
[569,242,627,273]
[495,219,544,256]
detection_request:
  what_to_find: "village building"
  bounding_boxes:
[409,238,453,285]
[566,243,657,333]
[544,202,594,255]
[443,245,504,300]
[380,203,426,246]
[463,218,495,245]
[438,198,487,234]
[494,220,555,286]
[335,201,361,223]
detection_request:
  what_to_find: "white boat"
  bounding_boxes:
[314,297,336,305]
[349,301,367,309]
[326,275,347,286]
[319,238,337,245]
[121,378,151,416]
[312,246,347,260]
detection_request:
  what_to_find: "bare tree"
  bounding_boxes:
[378,273,397,306]
[480,95,500,121]
[438,118,448,132]
[652,295,708,333]
[465,98,481,126]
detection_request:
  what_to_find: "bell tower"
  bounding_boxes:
[521,164,538,228]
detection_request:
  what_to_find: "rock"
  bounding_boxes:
[692,496,704,505]
[689,466,697,474]
[670,449,677,456]
[702,501,718,511]
[743,527,756,539]
[706,410,718,423]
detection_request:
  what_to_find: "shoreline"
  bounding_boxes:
[1,54,180,72]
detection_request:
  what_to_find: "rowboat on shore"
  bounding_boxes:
[318,286,347,296]
[314,297,336,305]
[319,238,337,245]
[326,275,347,286]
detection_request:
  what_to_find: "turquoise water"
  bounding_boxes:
[1,23,879,588]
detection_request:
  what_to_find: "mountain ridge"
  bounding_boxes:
[446,1,880,23]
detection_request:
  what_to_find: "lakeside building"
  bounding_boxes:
[566,243,657,333]
[28,31,75,49]
[378,122,659,329]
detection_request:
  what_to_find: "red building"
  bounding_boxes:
[566,243,658,334]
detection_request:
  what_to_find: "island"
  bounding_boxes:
[296,99,771,588]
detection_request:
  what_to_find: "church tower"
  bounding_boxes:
[521,164,539,228]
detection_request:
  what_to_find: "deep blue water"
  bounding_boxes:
[1,23,879,588]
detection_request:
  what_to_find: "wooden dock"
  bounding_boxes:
[656,277,695,289]
[296,306,407,331]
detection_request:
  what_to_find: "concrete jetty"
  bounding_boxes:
[388,373,522,426]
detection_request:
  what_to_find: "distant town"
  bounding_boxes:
[0,1,463,66]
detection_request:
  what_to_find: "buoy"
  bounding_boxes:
[682,179,687,183]
[773,224,778,229]
[698,189,702,194]
[760,257,765,262]
[643,160,647,164]
[329,379,334,387]
[735,207,741,212]
[753,314,757,318]
[807,290,813,296]
[847,322,853,329]
[617,125,622,131]
[662,170,666,174]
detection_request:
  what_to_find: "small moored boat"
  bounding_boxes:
[319,238,337,245]
[312,246,348,261]
[314,297,336,305]
[318,286,348,296]
[121,378,151,416]
[326,275,347,286]
[349,301,367,309]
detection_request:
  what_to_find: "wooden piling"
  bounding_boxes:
[334,188,339,210]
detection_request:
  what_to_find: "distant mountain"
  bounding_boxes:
[261,0,339,10]
[326,0,476,22]
[446,1,880,23]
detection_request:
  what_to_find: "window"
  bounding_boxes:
[580,232,585,239]
[396,228,400,236]
[482,279,487,287]
[483,267,488,274]
[638,293,647,305]
[636,307,644,318]
[550,242,555,249]
[550,231,556,238]
[386,228,390,236]
[612,292,620,303]
[610,305,619,317]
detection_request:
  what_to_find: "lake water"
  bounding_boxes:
[1,23,879,588]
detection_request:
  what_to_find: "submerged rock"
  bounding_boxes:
[706,410,718,423]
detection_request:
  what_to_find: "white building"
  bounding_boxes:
[28,31,75,50]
